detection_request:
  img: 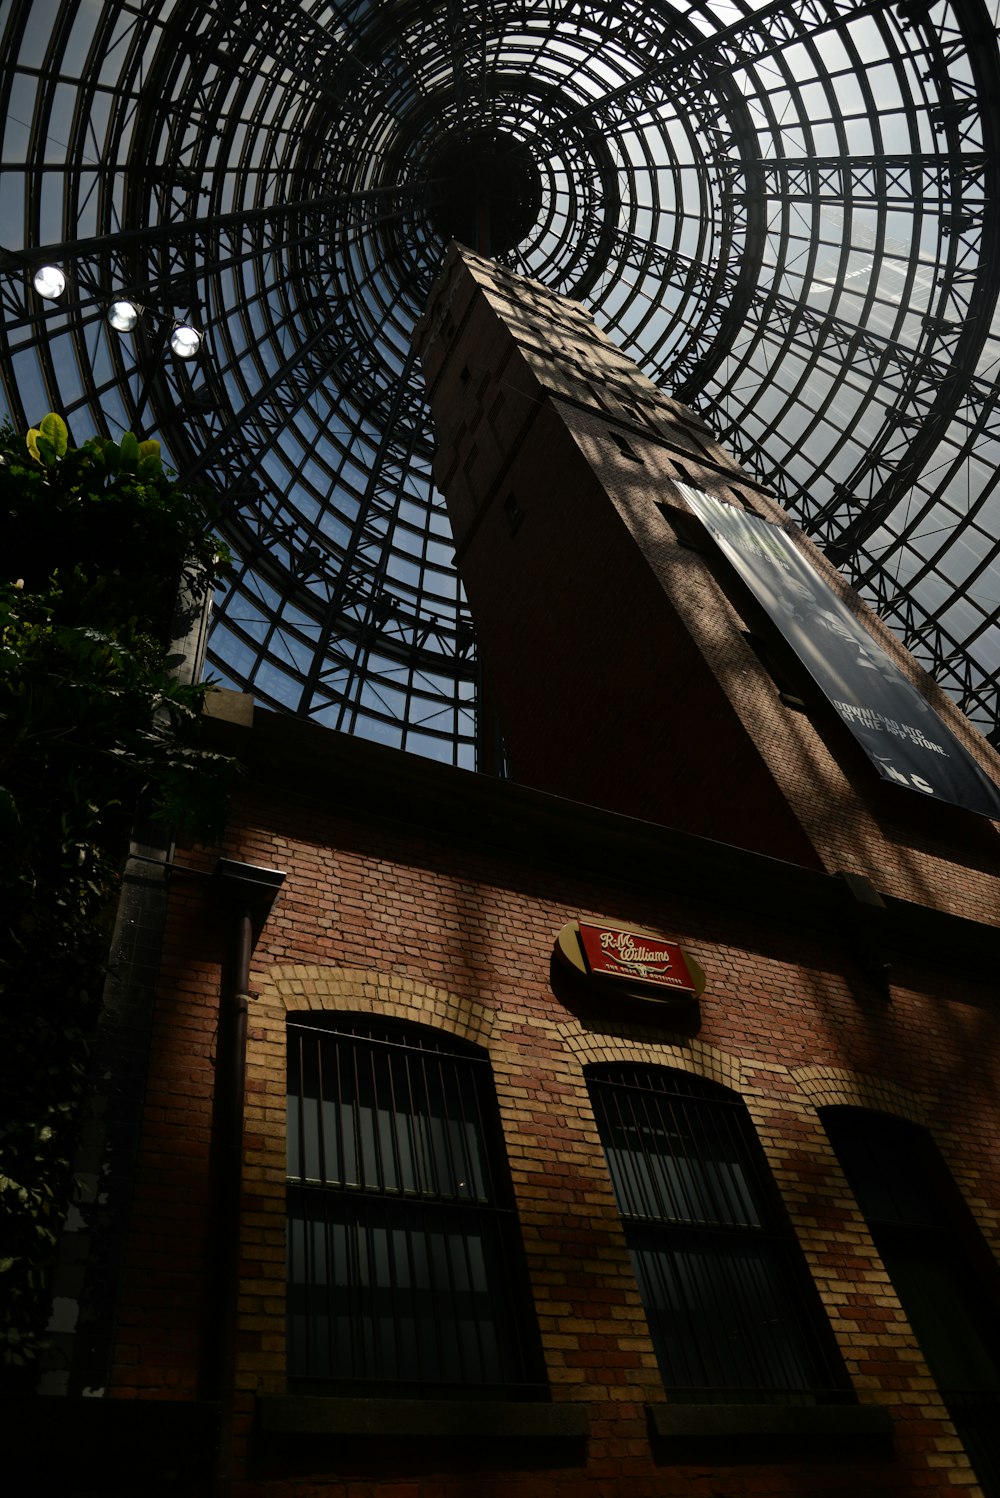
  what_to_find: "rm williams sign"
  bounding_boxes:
[680,484,1000,822]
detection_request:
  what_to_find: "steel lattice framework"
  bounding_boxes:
[3,0,1000,762]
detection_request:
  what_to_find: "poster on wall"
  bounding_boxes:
[678,483,1000,821]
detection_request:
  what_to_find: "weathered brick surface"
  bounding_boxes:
[108,746,1000,1496]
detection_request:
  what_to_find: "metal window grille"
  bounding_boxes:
[286,1016,547,1398]
[587,1066,851,1404]
[822,1109,1000,1495]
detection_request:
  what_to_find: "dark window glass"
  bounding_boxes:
[822,1109,1000,1495]
[286,1016,547,1399]
[588,1066,851,1404]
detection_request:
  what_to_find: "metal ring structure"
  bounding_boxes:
[2,0,1000,764]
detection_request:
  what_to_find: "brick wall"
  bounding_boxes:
[109,728,1000,1496]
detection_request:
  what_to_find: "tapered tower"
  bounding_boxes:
[418,245,1000,918]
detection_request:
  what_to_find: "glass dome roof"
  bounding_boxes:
[2,0,1000,764]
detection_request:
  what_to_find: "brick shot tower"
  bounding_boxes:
[416,243,1000,920]
[25,247,1000,1498]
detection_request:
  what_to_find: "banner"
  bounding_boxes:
[679,484,1000,821]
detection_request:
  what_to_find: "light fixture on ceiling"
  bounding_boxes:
[106,297,204,359]
[168,322,203,359]
[108,299,142,333]
[26,263,203,360]
[32,264,66,299]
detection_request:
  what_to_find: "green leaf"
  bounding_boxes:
[25,429,42,463]
[119,432,140,471]
[39,414,68,458]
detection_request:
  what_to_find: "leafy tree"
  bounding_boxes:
[0,415,233,1380]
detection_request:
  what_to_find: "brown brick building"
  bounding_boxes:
[23,250,1000,1497]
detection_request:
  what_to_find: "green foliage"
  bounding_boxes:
[0,416,234,1381]
[5,419,223,639]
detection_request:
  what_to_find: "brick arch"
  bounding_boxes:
[555,1020,745,1094]
[255,964,495,1050]
[791,1064,932,1128]
[789,1067,992,1212]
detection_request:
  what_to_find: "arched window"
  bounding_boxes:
[821,1108,1000,1494]
[286,1014,547,1399]
[587,1065,850,1403]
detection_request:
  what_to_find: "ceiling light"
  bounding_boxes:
[32,265,66,299]
[108,299,141,333]
[169,322,203,359]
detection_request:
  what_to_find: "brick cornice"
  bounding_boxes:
[207,705,1000,980]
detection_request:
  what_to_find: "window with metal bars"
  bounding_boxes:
[587,1066,852,1404]
[286,1015,547,1399]
[822,1108,1000,1495]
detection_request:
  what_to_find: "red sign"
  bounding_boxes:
[578,922,697,994]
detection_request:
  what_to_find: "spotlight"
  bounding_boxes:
[33,265,66,299]
[108,299,141,333]
[169,322,203,359]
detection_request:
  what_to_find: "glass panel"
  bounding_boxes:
[884,1244,1000,1396]
[823,1110,940,1228]
[629,1229,828,1397]
[288,1025,491,1200]
[601,1085,762,1229]
[287,1192,521,1389]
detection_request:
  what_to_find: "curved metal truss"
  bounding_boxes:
[2,0,1000,761]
